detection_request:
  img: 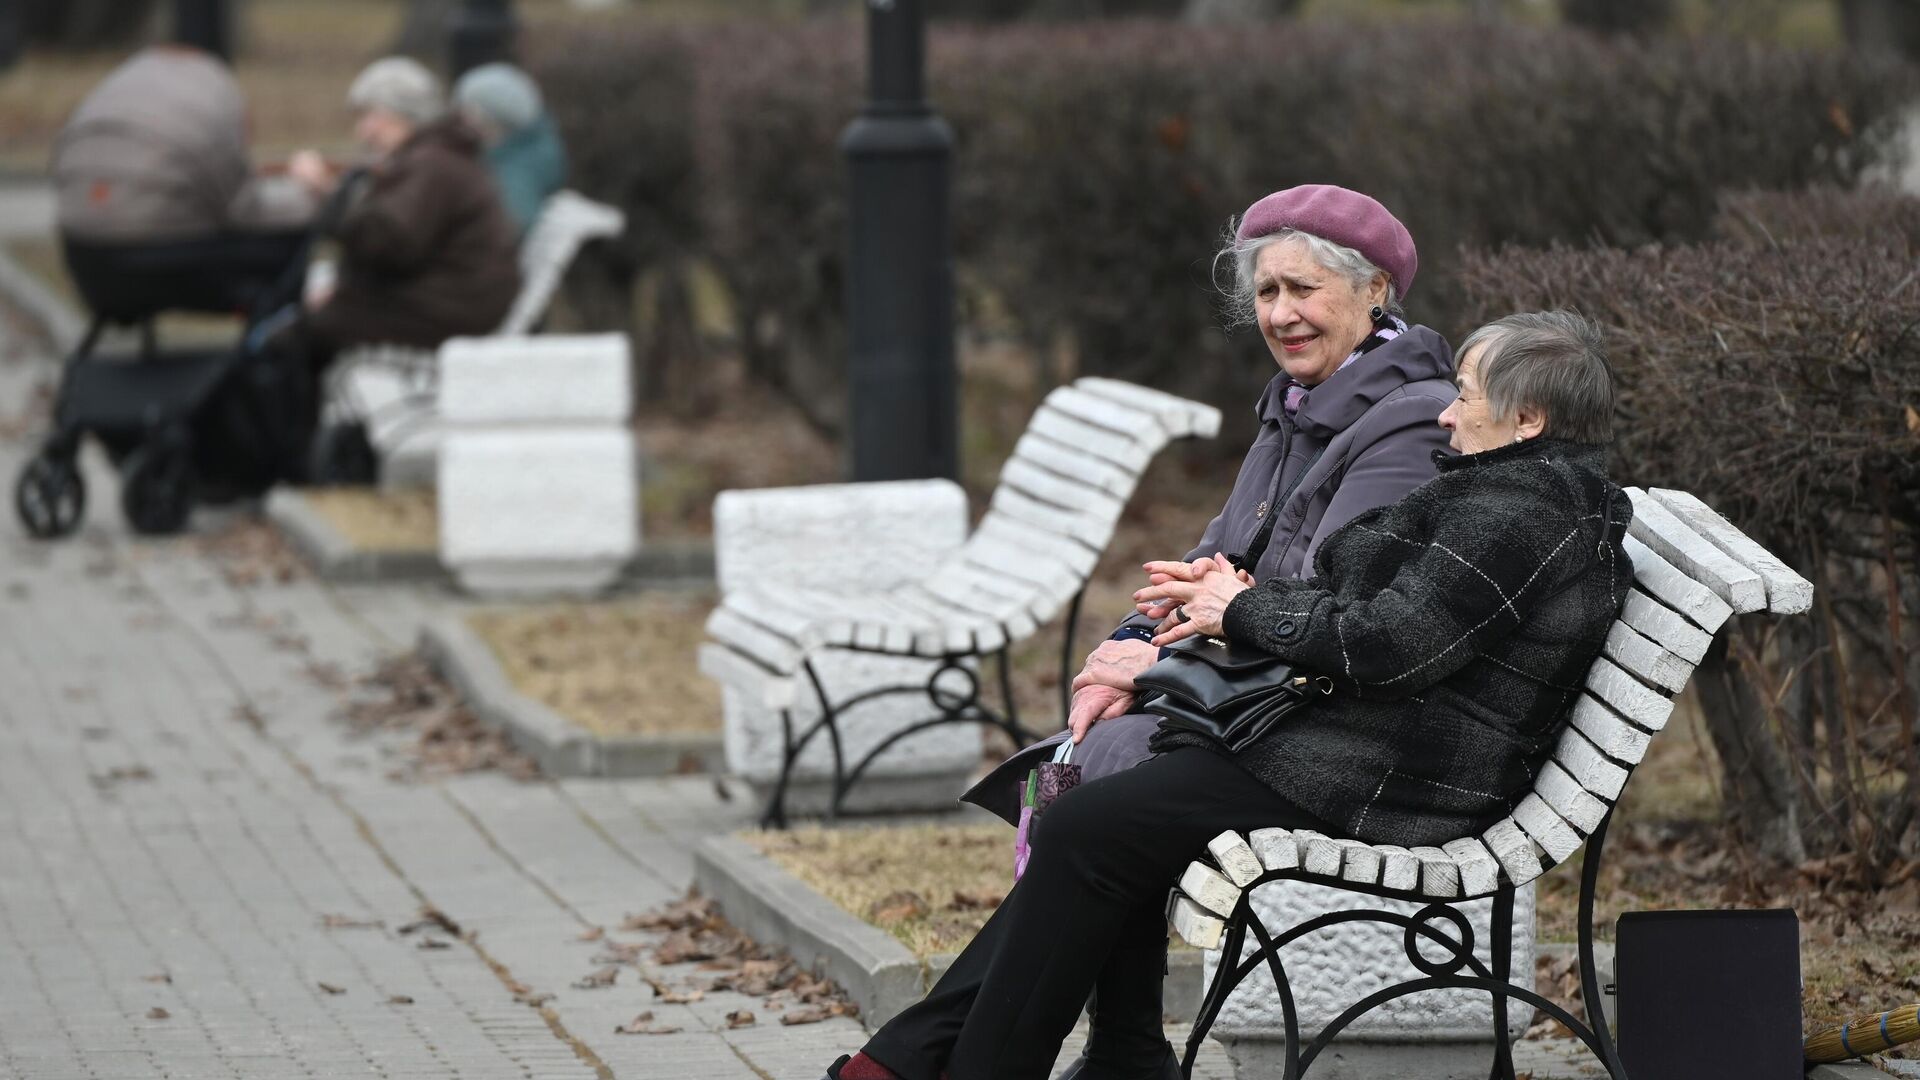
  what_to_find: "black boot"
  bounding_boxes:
[1052,1041,1180,1080]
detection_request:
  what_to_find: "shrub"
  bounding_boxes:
[1458,186,1920,866]
[533,19,1915,436]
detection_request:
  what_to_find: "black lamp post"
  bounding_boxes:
[174,0,233,61]
[841,0,958,483]
[449,0,518,79]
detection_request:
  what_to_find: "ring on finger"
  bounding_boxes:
[1173,605,1191,624]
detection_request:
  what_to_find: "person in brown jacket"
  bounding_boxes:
[286,57,521,357]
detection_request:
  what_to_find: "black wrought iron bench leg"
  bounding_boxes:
[1488,887,1517,1080]
[1057,587,1087,722]
[1578,815,1629,1080]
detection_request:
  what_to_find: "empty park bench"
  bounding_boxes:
[1163,487,1812,1080]
[316,190,628,485]
[698,377,1221,826]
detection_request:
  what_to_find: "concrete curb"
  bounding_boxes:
[419,613,722,778]
[266,487,450,585]
[1809,1063,1901,1079]
[0,246,84,356]
[693,831,1205,1033]
[695,833,930,1030]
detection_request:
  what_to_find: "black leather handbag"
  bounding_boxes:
[1134,635,1331,754]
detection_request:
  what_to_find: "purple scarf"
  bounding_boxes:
[1282,315,1408,415]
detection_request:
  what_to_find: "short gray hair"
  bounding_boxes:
[1457,310,1615,445]
[1212,223,1403,330]
[348,57,444,126]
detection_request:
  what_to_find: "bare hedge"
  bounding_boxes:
[529,20,1914,434]
[1459,187,1920,866]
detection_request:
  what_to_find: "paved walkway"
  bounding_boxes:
[0,277,1607,1078]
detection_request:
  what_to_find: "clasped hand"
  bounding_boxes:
[1134,552,1253,646]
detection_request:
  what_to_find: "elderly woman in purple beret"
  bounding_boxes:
[822,188,1460,1080]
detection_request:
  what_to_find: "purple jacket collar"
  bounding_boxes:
[1257,325,1456,436]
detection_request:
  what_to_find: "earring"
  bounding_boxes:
[1512,435,1525,445]
[1368,304,1385,323]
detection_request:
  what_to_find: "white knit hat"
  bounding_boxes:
[454,63,543,134]
[347,57,444,125]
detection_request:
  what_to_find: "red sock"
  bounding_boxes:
[838,1053,902,1080]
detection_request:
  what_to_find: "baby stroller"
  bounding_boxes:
[13,182,354,539]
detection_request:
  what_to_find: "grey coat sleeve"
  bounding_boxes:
[1300,390,1454,576]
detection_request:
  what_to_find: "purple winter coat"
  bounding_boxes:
[963,326,1458,823]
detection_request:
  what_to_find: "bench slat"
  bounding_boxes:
[1621,589,1713,665]
[886,589,1000,654]
[971,515,1099,577]
[1623,534,1732,633]
[1179,861,1242,918]
[1585,655,1674,731]
[1295,830,1342,877]
[1073,376,1223,438]
[1010,430,1137,498]
[1625,487,1766,613]
[1334,838,1384,886]
[1533,761,1611,833]
[1169,894,1225,950]
[1440,838,1500,896]
[998,460,1127,539]
[1513,794,1584,865]
[1572,695,1653,765]
[1409,846,1461,898]
[1249,828,1300,871]
[1650,489,1813,615]
[917,573,1040,643]
[1208,832,1264,887]
[1373,844,1420,892]
[1603,620,1694,694]
[988,486,1115,554]
[1554,724,1630,800]
[1481,817,1545,886]
[1043,385,1168,445]
[1029,405,1153,472]
[705,607,806,672]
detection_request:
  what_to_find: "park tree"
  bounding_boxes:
[1841,0,1920,62]
[391,0,460,62]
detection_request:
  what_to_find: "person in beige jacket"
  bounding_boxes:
[53,44,318,320]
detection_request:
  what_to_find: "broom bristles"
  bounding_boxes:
[1805,1004,1920,1063]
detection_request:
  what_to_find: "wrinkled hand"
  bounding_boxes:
[1134,555,1254,627]
[1135,552,1252,645]
[1066,638,1156,743]
[288,149,336,196]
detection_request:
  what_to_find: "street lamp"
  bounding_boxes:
[449,0,518,79]
[841,0,958,483]
[174,0,233,61]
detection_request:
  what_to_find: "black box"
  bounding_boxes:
[1615,909,1801,1080]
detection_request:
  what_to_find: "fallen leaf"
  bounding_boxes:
[948,889,1002,912]
[319,914,383,930]
[725,1010,756,1029]
[515,990,555,1007]
[318,982,345,995]
[146,1007,169,1020]
[141,973,171,984]
[397,907,462,937]
[1907,405,1920,435]
[658,988,703,1005]
[781,1005,836,1026]
[866,890,929,924]
[387,995,414,1005]
[576,926,605,943]
[615,1011,682,1035]
[416,938,452,951]
[572,966,620,990]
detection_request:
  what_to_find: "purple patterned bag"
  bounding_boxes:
[1013,740,1081,881]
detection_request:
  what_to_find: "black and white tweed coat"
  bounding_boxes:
[1192,436,1632,848]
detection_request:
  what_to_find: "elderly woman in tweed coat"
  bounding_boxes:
[824,311,1631,1080]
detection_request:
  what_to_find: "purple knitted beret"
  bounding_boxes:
[1236,184,1418,300]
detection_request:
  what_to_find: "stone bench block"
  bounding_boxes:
[440,333,632,426]
[713,479,977,812]
[438,427,638,596]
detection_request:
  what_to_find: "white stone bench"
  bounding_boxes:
[699,377,1221,824]
[322,190,627,487]
[1166,487,1811,1080]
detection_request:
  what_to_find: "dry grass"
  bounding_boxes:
[467,593,722,738]
[302,486,438,550]
[742,823,1017,957]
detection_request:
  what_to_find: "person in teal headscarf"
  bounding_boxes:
[452,63,567,238]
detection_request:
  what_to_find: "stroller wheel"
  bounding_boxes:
[309,421,378,486]
[14,454,86,540]
[120,441,196,536]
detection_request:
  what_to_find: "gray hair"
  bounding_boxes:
[348,56,444,126]
[1212,222,1403,330]
[1457,310,1615,445]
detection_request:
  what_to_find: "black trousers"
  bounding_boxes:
[862,746,1330,1080]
